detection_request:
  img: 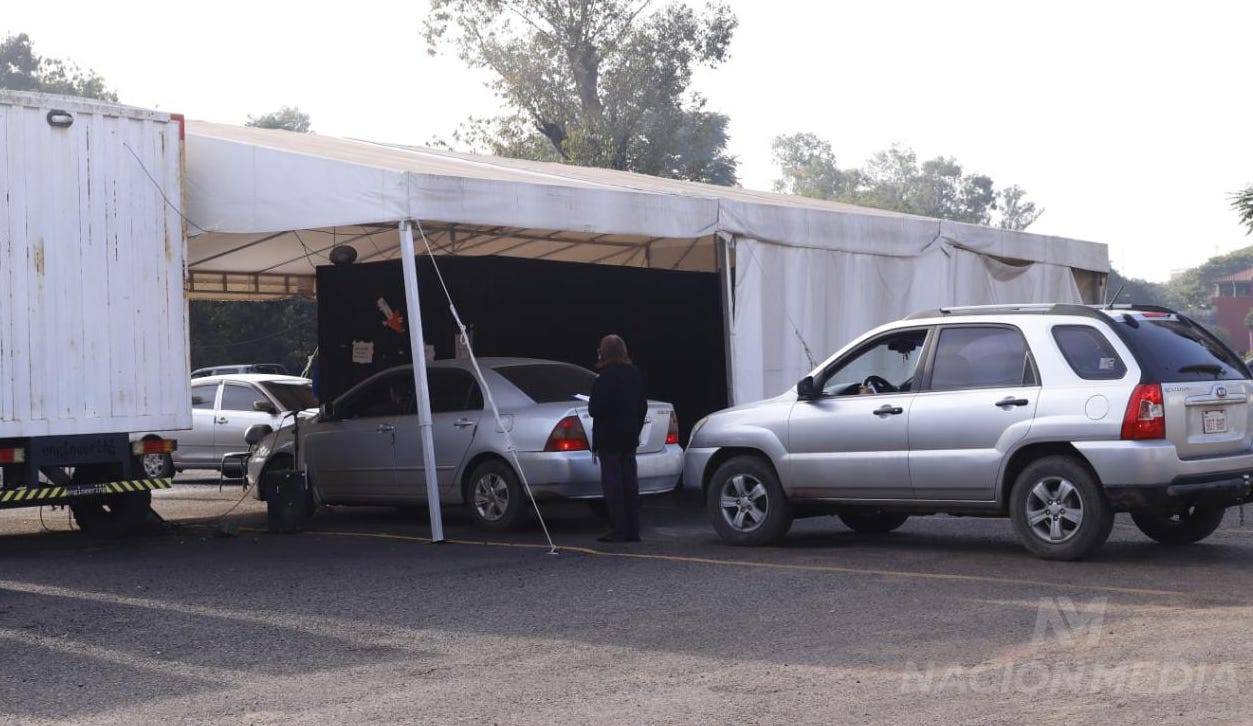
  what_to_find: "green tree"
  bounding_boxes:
[246,106,312,132]
[0,33,116,101]
[771,135,1042,231]
[424,0,739,185]
[1235,185,1253,234]
[188,298,318,376]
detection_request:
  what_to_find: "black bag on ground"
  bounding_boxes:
[262,470,310,534]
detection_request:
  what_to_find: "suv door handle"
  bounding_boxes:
[996,397,1030,407]
[453,418,476,429]
[376,424,395,433]
[873,404,904,416]
[216,417,229,424]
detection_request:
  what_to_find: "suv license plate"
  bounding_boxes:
[1202,409,1228,434]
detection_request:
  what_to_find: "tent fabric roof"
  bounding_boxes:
[184,121,1109,281]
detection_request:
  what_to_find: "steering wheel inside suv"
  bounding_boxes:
[862,375,896,394]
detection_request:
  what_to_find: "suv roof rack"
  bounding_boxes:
[903,303,1182,321]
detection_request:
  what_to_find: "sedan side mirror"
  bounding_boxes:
[253,399,278,415]
[244,424,274,446]
[796,376,819,401]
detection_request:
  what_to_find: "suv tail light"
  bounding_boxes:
[666,411,680,446]
[544,415,590,452]
[1121,383,1166,440]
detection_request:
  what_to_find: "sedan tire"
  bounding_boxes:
[1009,455,1113,561]
[466,459,530,532]
[1131,505,1226,545]
[707,456,792,546]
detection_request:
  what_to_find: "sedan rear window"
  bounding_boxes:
[495,364,597,403]
[1052,325,1127,380]
[1112,314,1251,382]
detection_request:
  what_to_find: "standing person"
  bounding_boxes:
[589,334,647,543]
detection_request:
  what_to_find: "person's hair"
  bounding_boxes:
[598,334,630,366]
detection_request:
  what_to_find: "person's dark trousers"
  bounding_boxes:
[598,451,640,540]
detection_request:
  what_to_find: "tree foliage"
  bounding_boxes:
[771,134,1042,231]
[246,106,312,132]
[189,299,318,376]
[0,33,116,101]
[424,0,739,185]
[1235,185,1253,235]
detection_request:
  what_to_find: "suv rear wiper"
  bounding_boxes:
[1179,363,1225,377]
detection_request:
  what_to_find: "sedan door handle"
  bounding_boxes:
[453,418,476,429]
[873,404,904,416]
[376,424,395,433]
[996,397,1030,407]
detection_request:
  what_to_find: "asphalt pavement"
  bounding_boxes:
[1,478,1251,725]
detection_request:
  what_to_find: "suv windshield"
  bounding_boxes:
[261,381,319,411]
[494,363,597,403]
[1112,313,1250,382]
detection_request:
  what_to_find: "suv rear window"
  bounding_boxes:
[1052,325,1127,380]
[495,363,597,403]
[930,326,1035,390]
[1111,313,1251,382]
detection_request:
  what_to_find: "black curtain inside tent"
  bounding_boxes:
[315,255,727,440]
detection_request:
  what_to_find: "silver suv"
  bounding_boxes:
[684,304,1253,560]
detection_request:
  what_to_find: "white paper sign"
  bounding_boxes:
[351,340,374,364]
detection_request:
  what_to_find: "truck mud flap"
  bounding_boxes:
[0,478,173,509]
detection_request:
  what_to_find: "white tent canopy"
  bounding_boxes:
[184,121,1109,404]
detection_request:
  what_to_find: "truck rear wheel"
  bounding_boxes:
[70,493,152,538]
[68,463,152,538]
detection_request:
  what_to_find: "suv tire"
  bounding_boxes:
[1009,455,1113,561]
[838,511,910,534]
[707,456,792,546]
[1131,505,1226,545]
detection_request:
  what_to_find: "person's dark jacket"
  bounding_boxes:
[588,363,647,453]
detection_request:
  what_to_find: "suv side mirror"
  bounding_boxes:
[253,399,278,415]
[796,376,819,401]
[244,424,273,446]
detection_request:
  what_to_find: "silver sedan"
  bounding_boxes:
[246,358,683,530]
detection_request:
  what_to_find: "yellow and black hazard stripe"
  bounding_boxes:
[0,478,173,507]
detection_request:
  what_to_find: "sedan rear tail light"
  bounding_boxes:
[666,411,680,446]
[544,416,590,452]
[1121,383,1166,440]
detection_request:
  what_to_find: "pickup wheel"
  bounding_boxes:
[1131,505,1226,545]
[707,456,793,546]
[1009,455,1113,561]
[838,511,909,534]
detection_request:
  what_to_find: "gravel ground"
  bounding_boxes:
[1,478,1251,725]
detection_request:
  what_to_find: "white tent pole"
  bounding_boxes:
[398,219,445,543]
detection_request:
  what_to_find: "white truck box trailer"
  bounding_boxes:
[0,90,188,535]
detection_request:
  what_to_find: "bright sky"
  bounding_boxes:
[7,1,1251,281]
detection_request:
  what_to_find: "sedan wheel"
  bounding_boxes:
[474,473,511,523]
[140,452,173,478]
[465,459,529,532]
[706,455,792,546]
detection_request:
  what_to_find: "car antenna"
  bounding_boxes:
[1104,281,1127,309]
